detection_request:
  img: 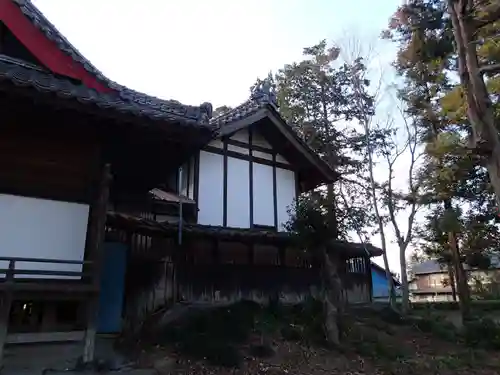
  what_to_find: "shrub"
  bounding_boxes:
[463,318,500,349]
[411,315,458,341]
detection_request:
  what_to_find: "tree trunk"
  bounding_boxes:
[448,0,500,209]
[447,230,471,321]
[327,183,338,238]
[400,247,410,314]
[447,264,457,302]
[320,247,341,346]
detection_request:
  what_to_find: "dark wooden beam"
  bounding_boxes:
[82,163,111,364]
[272,153,278,230]
[248,244,254,265]
[0,260,14,368]
[226,138,274,154]
[203,145,294,171]
[249,128,254,228]
[223,137,228,227]
[193,152,200,223]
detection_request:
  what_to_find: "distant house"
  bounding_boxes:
[409,257,500,302]
[371,262,401,301]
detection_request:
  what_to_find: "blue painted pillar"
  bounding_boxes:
[97,242,127,333]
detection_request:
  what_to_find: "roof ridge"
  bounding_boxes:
[209,79,278,126]
[0,58,208,125]
[14,0,213,124]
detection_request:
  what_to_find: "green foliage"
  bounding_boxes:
[274,40,378,240]
[158,301,260,367]
[412,314,459,341]
[154,299,330,367]
[463,318,500,350]
[387,0,500,279]
[284,194,332,252]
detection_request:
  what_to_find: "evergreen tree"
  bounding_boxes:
[274,40,377,240]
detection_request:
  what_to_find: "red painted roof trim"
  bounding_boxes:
[0,0,111,93]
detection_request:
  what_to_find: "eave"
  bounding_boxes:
[8,0,213,126]
[210,97,338,191]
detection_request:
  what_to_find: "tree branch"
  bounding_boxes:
[473,1,500,29]
[479,63,500,75]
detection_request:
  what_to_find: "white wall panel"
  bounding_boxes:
[227,144,249,155]
[227,157,250,228]
[208,139,224,148]
[198,151,224,226]
[253,150,273,160]
[252,163,275,226]
[252,132,272,149]
[276,168,296,231]
[230,129,249,143]
[276,154,290,164]
[0,194,89,279]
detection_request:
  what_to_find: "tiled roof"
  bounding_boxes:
[210,80,277,132]
[412,256,500,275]
[150,188,196,204]
[12,0,213,125]
[0,57,209,125]
[106,211,382,257]
[412,259,447,275]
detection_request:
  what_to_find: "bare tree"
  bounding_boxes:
[382,103,423,314]
[337,35,398,308]
[339,34,423,312]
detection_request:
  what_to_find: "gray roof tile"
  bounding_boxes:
[12,0,213,125]
[0,57,210,125]
[413,255,500,275]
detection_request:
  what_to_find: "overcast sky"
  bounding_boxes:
[32,0,406,272]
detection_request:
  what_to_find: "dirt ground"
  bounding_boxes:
[129,303,500,375]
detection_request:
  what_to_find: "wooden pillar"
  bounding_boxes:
[248,244,254,265]
[0,260,15,369]
[365,256,373,303]
[82,163,111,363]
[278,246,286,267]
[173,236,185,303]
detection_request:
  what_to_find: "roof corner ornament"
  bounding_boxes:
[250,78,278,108]
[198,102,213,123]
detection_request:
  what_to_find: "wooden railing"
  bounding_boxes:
[0,257,94,291]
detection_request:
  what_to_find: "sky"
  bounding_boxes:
[32,0,406,272]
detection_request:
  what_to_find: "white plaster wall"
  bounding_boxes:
[252,132,272,149]
[276,154,290,164]
[197,151,224,226]
[0,194,89,279]
[230,129,249,143]
[227,157,250,228]
[227,144,249,155]
[253,150,273,160]
[276,168,296,231]
[252,163,275,226]
[208,139,224,148]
